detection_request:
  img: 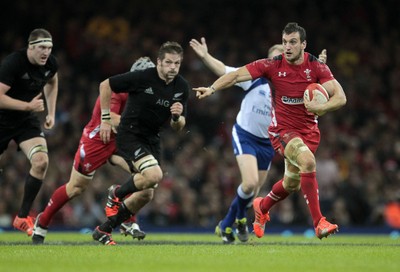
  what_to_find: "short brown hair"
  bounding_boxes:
[283,22,306,42]
[158,41,183,60]
[28,28,52,43]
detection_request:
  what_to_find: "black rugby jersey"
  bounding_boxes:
[109,67,189,138]
[0,48,58,125]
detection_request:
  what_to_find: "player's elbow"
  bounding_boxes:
[227,71,240,85]
[339,93,347,107]
[99,79,111,94]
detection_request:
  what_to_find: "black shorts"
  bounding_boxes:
[0,116,43,154]
[116,132,161,164]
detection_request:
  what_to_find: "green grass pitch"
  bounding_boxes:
[0,231,399,272]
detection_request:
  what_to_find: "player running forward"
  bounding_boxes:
[190,37,328,244]
[194,22,346,239]
[92,41,189,245]
[0,29,58,236]
[32,57,156,244]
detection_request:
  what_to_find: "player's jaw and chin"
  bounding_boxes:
[284,51,302,64]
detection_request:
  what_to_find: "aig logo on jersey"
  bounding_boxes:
[156,99,170,107]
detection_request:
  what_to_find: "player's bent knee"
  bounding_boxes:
[143,169,163,188]
[31,156,49,174]
[284,138,309,166]
[283,179,301,192]
[71,187,85,197]
[146,176,162,188]
[66,174,91,198]
[241,182,257,194]
[298,155,316,173]
[283,168,301,192]
[69,183,89,198]
[285,183,301,192]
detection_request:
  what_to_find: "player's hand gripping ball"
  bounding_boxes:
[303,83,329,104]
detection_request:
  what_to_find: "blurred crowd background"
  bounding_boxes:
[0,0,399,231]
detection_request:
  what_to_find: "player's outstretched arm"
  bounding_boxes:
[193,66,252,99]
[190,37,225,76]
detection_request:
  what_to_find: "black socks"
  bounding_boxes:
[18,174,42,218]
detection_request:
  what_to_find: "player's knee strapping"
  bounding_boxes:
[138,158,158,173]
[28,144,48,161]
[284,138,309,166]
[283,160,301,192]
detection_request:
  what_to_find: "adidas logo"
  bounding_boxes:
[144,87,154,94]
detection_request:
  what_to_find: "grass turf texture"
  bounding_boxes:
[0,232,399,272]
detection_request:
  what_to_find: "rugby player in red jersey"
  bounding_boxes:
[194,22,346,239]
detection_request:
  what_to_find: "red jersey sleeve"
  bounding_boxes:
[245,58,274,80]
[315,61,334,84]
[110,93,127,115]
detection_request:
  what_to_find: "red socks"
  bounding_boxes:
[260,179,290,214]
[300,172,323,227]
[39,184,70,227]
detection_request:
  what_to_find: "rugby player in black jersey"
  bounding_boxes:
[92,41,190,245]
[0,29,58,236]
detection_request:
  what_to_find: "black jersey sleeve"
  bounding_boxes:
[109,71,140,93]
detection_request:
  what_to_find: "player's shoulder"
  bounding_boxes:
[0,50,28,78]
[306,52,324,65]
[134,67,157,81]
[259,56,281,67]
[141,67,157,75]
[246,58,275,71]
[2,49,26,66]
[46,54,58,70]
[272,54,284,62]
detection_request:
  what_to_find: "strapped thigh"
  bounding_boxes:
[134,155,159,174]
[28,144,48,161]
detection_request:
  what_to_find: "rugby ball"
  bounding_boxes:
[303,83,329,104]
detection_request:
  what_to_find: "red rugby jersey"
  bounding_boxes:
[83,92,128,141]
[246,52,334,135]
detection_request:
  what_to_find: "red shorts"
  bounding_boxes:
[73,135,117,176]
[269,129,320,157]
